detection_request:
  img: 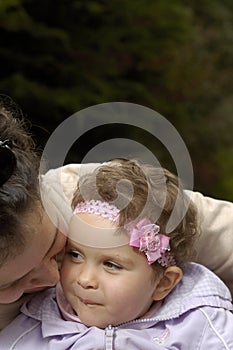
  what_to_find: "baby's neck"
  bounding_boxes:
[139,300,162,320]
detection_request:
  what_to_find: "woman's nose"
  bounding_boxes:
[24,258,60,289]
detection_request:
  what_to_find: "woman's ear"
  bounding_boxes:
[152,266,183,301]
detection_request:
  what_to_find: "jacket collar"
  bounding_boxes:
[21,263,232,336]
[144,262,232,323]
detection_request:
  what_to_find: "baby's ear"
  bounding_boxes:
[152,266,183,301]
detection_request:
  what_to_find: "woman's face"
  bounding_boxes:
[0,207,66,303]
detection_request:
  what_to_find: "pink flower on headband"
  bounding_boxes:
[129,218,170,265]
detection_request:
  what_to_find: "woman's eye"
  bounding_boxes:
[0,283,13,291]
[104,261,122,270]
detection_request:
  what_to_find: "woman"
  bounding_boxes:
[0,96,232,330]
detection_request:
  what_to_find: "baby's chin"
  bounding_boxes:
[79,314,133,329]
[79,318,107,329]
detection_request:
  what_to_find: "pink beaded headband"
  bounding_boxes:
[73,200,176,267]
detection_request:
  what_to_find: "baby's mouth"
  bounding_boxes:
[78,296,101,306]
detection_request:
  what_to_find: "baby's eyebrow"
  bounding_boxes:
[65,240,79,249]
[101,254,134,266]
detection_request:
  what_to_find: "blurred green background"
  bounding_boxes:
[0,0,232,200]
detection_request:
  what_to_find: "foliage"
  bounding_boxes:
[0,0,232,199]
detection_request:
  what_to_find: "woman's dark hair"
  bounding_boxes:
[0,95,41,264]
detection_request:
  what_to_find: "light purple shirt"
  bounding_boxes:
[0,263,232,349]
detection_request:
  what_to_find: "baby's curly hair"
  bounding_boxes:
[72,159,198,268]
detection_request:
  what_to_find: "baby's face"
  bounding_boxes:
[60,213,160,328]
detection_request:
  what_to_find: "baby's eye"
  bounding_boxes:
[104,261,122,270]
[68,250,83,261]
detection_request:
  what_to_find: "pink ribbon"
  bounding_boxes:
[129,218,170,264]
